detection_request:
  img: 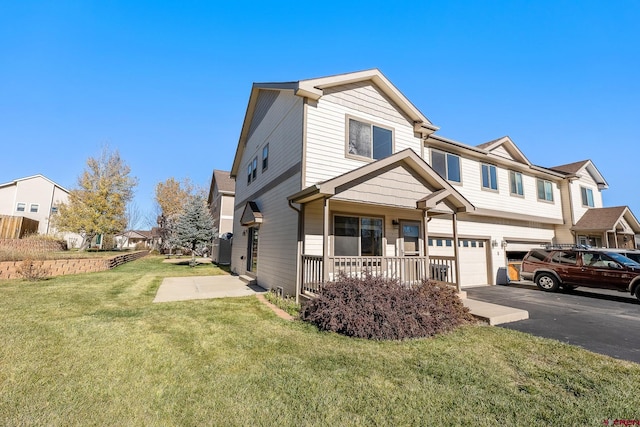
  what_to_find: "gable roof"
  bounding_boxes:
[0,174,69,193]
[207,170,235,204]
[550,159,608,189]
[288,148,474,213]
[476,136,531,165]
[572,206,640,233]
[231,69,438,176]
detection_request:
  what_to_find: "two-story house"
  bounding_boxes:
[229,69,639,299]
[207,169,235,264]
[0,175,82,244]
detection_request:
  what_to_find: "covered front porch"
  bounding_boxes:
[288,149,475,298]
[573,206,640,250]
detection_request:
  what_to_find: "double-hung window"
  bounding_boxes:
[334,215,383,256]
[247,157,257,185]
[581,186,594,207]
[481,164,498,191]
[16,203,26,212]
[262,144,269,172]
[347,118,393,160]
[537,179,554,202]
[431,149,461,183]
[30,204,39,213]
[510,171,524,196]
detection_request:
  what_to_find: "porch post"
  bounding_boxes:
[423,209,429,281]
[323,197,329,283]
[452,211,461,292]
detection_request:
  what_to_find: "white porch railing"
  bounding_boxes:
[301,254,457,294]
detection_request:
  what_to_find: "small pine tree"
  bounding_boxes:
[172,195,215,266]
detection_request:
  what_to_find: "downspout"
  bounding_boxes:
[288,200,303,304]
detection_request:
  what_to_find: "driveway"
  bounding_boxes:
[466,282,640,364]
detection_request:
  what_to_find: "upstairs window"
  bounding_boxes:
[581,186,594,207]
[30,204,39,213]
[347,118,393,160]
[481,164,498,191]
[247,157,257,185]
[510,171,524,196]
[537,179,554,202]
[262,144,269,172]
[16,203,26,212]
[431,149,461,183]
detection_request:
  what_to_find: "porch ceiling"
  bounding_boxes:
[288,149,475,213]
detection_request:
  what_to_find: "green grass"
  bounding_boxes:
[0,256,638,425]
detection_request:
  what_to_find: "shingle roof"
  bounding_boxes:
[213,170,235,194]
[476,136,508,150]
[549,160,590,175]
[572,206,629,231]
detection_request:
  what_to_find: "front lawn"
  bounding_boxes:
[0,256,637,425]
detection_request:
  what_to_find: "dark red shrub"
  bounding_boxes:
[300,274,474,340]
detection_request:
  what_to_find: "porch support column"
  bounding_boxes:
[323,197,329,283]
[422,210,429,258]
[452,211,461,292]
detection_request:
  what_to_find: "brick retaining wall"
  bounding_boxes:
[0,251,148,280]
[0,239,67,252]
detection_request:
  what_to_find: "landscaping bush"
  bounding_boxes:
[300,274,474,340]
[16,258,51,281]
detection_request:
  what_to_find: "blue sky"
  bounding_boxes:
[1,1,639,224]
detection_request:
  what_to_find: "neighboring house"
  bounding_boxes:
[0,174,82,247]
[228,69,639,299]
[207,170,235,264]
[114,230,153,249]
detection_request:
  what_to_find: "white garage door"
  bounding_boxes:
[428,237,489,287]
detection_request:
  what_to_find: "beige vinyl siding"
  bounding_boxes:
[426,152,564,221]
[303,199,324,256]
[230,89,304,295]
[305,83,422,187]
[333,165,433,209]
[0,186,17,214]
[489,145,515,161]
[569,171,603,223]
[234,90,303,205]
[554,180,575,244]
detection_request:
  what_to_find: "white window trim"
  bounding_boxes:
[262,143,269,172]
[16,202,26,212]
[345,115,395,162]
[29,204,39,213]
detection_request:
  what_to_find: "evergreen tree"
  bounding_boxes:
[172,195,215,265]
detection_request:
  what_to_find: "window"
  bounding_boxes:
[262,144,269,171]
[581,187,594,207]
[481,164,498,191]
[51,206,58,214]
[247,157,258,185]
[431,149,461,183]
[551,251,577,265]
[16,203,26,212]
[334,215,383,256]
[30,204,39,213]
[510,171,524,196]
[537,179,554,202]
[347,118,393,160]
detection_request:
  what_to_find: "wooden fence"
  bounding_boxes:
[0,215,39,239]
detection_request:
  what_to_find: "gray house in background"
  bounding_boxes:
[207,170,235,264]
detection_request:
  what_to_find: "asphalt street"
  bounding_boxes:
[466,282,640,364]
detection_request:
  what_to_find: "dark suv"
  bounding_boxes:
[520,247,640,300]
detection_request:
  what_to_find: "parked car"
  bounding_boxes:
[520,246,640,300]
[605,248,640,264]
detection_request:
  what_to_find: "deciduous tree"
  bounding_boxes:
[53,147,138,250]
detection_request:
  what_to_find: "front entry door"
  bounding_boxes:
[247,227,259,272]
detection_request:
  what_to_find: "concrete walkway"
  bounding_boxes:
[153,275,265,303]
[154,277,527,325]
